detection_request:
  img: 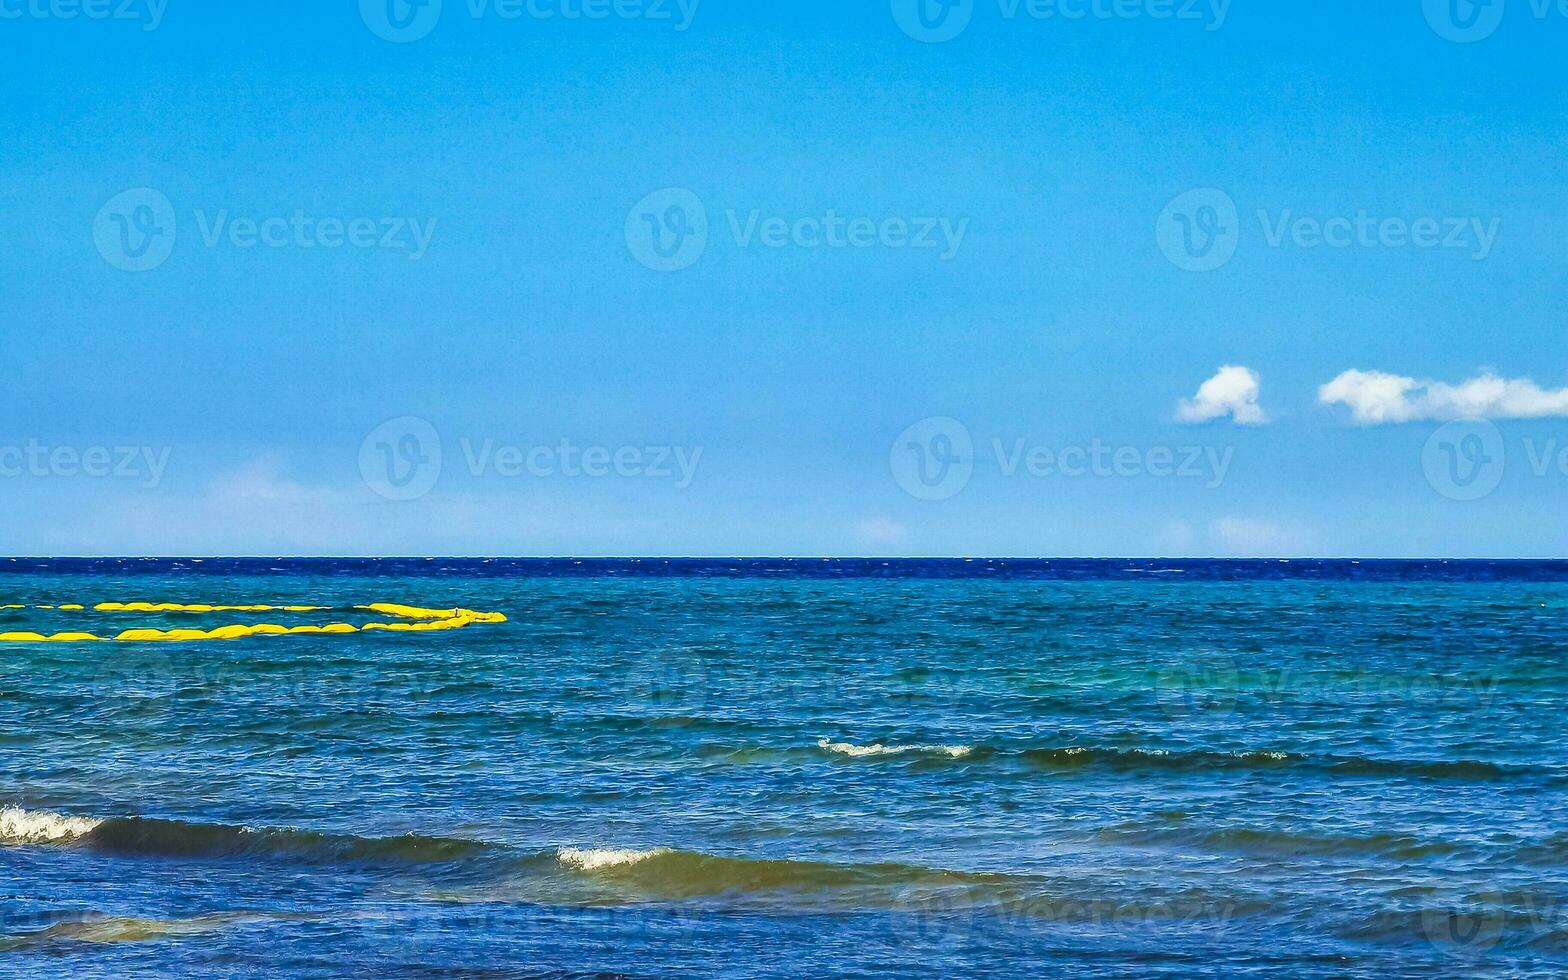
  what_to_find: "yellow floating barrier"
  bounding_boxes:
[0,601,507,644]
[94,602,331,614]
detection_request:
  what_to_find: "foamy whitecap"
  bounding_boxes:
[0,806,102,845]
[557,847,671,871]
[817,738,973,759]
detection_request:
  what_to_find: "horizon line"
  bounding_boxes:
[4,556,1567,563]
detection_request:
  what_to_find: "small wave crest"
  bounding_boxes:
[0,807,492,866]
[1019,746,1520,780]
[548,845,1018,900]
[557,847,671,870]
[698,739,1524,783]
[818,738,973,759]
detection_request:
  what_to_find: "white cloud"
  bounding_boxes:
[1162,520,1197,553]
[1210,518,1299,556]
[1320,370,1568,425]
[1177,365,1267,425]
[855,517,909,549]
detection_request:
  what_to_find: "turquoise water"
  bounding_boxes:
[2,559,1566,977]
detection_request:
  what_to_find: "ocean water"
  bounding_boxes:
[2,558,1566,978]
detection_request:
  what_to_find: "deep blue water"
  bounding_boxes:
[2,559,1566,977]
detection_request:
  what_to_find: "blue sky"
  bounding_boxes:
[2,0,1566,557]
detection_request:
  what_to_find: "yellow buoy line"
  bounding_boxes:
[0,602,507,643]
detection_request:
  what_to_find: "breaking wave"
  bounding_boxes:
[817,738,974,759]
[0,806,103,844]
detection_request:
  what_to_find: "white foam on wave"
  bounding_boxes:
[0,806,102,844]
[817,738,973,759]
[557,847,671,871]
